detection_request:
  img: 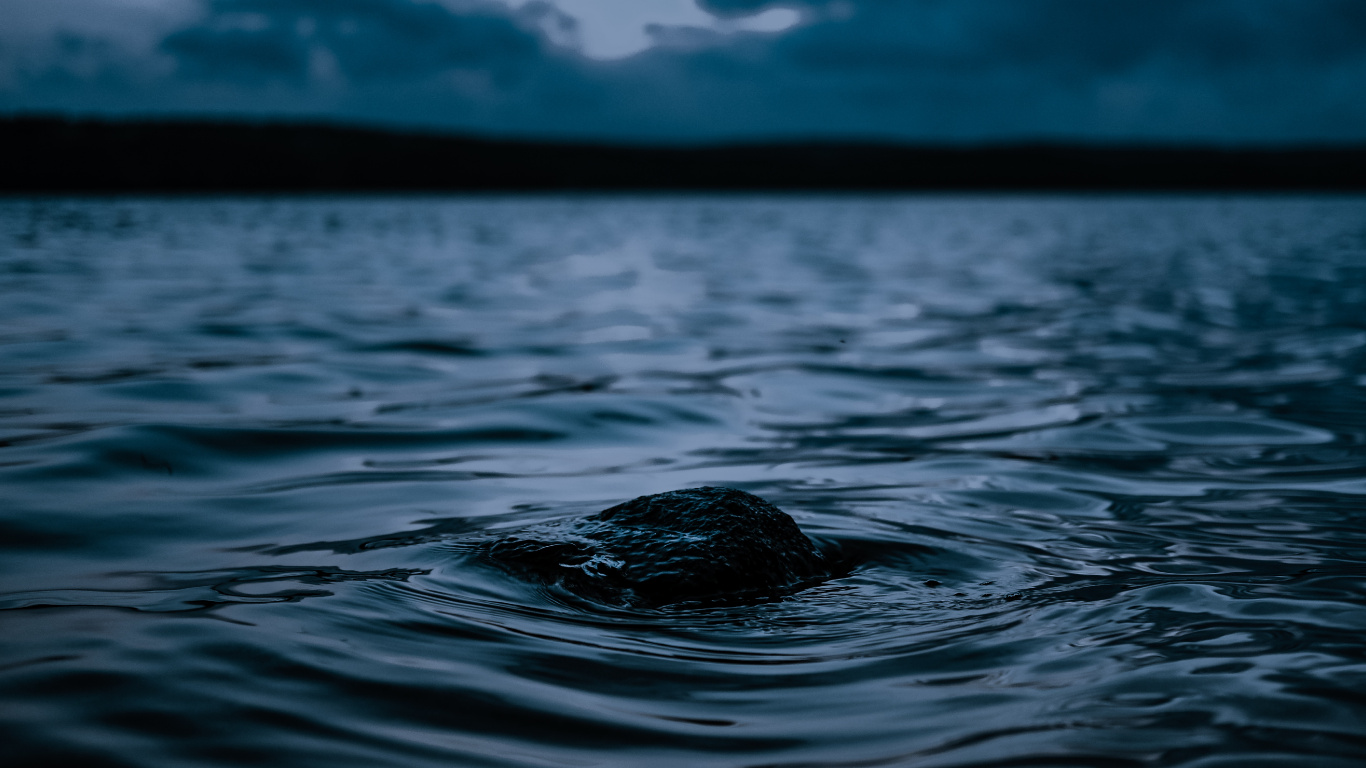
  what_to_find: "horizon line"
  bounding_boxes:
[8,113,1366,153]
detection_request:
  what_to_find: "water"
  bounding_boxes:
[2,195,1366,767]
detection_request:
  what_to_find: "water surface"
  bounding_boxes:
[3,195,1366,767]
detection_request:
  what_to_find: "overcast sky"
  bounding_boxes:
[3,0,1364,144]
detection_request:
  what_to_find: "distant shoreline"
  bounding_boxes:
[6,116,1366,193]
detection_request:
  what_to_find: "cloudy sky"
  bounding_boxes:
[2,0,1364,144]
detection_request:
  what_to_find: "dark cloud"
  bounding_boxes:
[764,0,1362,79]
[696,0,805,17]
[657,0,1366,141]
[162,0,544,83]
[162,21,312,82]
[2,0,1365,143]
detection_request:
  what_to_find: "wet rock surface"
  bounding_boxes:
[485,487,832,607]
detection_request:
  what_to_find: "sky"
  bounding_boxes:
[2,0,1364,145]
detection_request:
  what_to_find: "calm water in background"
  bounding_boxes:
[2,195,1366,768]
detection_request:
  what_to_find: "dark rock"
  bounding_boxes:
[485,487,830,607]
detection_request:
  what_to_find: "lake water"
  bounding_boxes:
[2,195,1366,767]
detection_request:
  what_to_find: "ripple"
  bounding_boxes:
[0,566,426,613]
[1118,416,1336,447]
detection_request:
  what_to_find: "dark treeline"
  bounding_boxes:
[6,116,1366,192]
